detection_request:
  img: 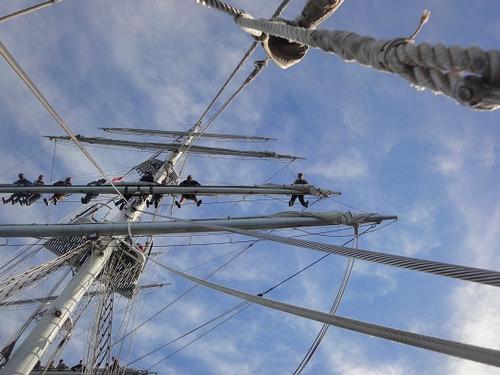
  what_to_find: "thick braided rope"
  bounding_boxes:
[195,0,243,18]
[235,16,500,110]
[150,256,500,368]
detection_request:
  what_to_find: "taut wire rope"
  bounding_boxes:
[146,254,500,368]
[129,228,366,368]
[0,0,61,23]
[135,210,500,288]
[293,226,358,374]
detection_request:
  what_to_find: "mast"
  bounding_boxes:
[0,239,115,374]
[0,123,203,374]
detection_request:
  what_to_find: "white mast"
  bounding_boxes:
[0,123,202,374]
[0,240,115,374]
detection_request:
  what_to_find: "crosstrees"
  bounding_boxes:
[100,127,276,142]
[46,135,304,160]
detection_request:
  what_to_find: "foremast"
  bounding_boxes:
[0,124,202,375]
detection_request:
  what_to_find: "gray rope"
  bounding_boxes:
[0,0,61,23]
[224,227,500,288]
[293,232,356,374]
[192,0,291,126]
[149,256,500,368]
[235,16,500,110]
[195,0,244,19]
[0,244,88,302]
[195,0,500,110]
[140,209,500,288]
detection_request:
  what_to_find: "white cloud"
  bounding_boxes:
[309,150,369,180]
[326,344,412,375]
[1,1,500,374]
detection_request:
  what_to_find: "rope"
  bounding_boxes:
[235,14,500,110]
[112,239,260,347]
[175,57,271,176]
[127,301,249,367]
[0,41,126,198]
[139,210,500,288]
[195,0,500,110]
[222,227,500,288]
[148,256,500,368]
[293,227,358,374]
[0,242,89,302]
[0,147,46,177]
[132,229,363,368]
[147,302,251,370]
[0,0,61,23]
[0,269,70,367]
[176,0,292,175]
[195,0,244,18]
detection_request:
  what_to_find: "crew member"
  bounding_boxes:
[81,178,106,204]
[175,175,202,208]
[23,174,45,206]
[44,177,72,205]
[147,178,166,209]
[288,172,309,208]
[2,173,32,205]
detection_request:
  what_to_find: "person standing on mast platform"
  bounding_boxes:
[175,175,202,208]
[288,172,309,208]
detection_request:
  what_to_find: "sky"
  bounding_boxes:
[0,0,499,374]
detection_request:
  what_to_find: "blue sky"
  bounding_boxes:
[0,0,499,374]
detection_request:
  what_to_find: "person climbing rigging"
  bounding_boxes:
[81,178,106,204]
[289,172,309,208]
[23,174,45,206]
[175,175,202,208]
[2,173,32,205]
[44,177,72,205]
